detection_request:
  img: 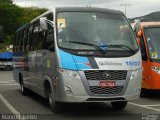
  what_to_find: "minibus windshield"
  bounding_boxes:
[145,27,160,62]
[57,12,138,51]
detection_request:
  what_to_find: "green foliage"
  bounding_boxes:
[0,0,47,47]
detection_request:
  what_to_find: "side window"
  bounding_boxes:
[19,30,24,51]
[37,13,54,50]
[37,21,44,50]
[140,36,148,61]
[23,28,28,52]
[28,24,34,50]
[25,26,30,51]
[45,13,54,50]
[32,22,39,50]
[44,26,54,50]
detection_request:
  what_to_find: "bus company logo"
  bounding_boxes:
[103,72,111,79]
[151,66,160,74]
[99,61,122,66]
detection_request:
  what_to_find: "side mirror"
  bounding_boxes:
[40,17,48,30]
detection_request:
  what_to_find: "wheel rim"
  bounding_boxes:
[49,91,56,109]
[49,92,53,106]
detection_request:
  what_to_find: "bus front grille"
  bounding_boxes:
[84,70,127,95]
[84,70,127,80]
[90,86,123,95]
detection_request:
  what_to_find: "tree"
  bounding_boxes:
[0,0,47,46]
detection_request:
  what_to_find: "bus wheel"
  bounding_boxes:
[111,101,127,110]
[19,76,28,95]
[48,89,62,113]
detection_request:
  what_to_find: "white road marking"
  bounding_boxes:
[0,80,19,85]
[0,94,25,120]
[0,81,11,83]
[0,80,15,82]
[143,104,160,107]
[0,94,20,114]
[129,102,160,112]
[5,80,16,82]
[0,84,19,86]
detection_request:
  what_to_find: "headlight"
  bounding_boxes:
[130,69,142,79]
[58,68,81,80]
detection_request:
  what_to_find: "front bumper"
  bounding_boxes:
[57,70,142,103]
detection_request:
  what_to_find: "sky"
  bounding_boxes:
[13,0,160,18]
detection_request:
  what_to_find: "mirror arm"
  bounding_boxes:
[45,19,54,27]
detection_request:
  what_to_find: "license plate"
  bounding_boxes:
[99,80,116,88]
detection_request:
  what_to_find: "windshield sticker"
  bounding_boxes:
[151,52,158,59]
[57,19,66,28]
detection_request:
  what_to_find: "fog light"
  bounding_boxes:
[64,86,73,96]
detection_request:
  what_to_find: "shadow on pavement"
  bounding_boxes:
[141,89,160,99]
[25,90,138,115]
[13,89,143,120]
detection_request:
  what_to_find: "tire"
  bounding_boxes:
[19,76,28,96]
[111,101,127,110]
[48,88,62,113]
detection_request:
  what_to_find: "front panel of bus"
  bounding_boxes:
[54,9,142,102]
[141,26,160,89]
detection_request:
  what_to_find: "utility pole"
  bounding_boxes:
[120,3,131,16]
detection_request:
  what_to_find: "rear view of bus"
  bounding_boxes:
[13,7,142,113]
[136,22,160,90]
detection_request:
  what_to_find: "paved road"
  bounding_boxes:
[0,71,160,120]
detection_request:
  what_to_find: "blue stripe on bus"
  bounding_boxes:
[58,49,92,70]
[72,55,92,70]
[58,49,77,70]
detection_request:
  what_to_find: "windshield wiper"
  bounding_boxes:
[107,45,135,52]
[65,41,106,54]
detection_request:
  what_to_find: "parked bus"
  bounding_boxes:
[0,52,13,70]
[13,7,142,113]
[135,22,160,90]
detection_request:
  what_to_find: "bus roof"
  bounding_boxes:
[55,6,124,15]
[31,6,124,23]
[17,6,125,32]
